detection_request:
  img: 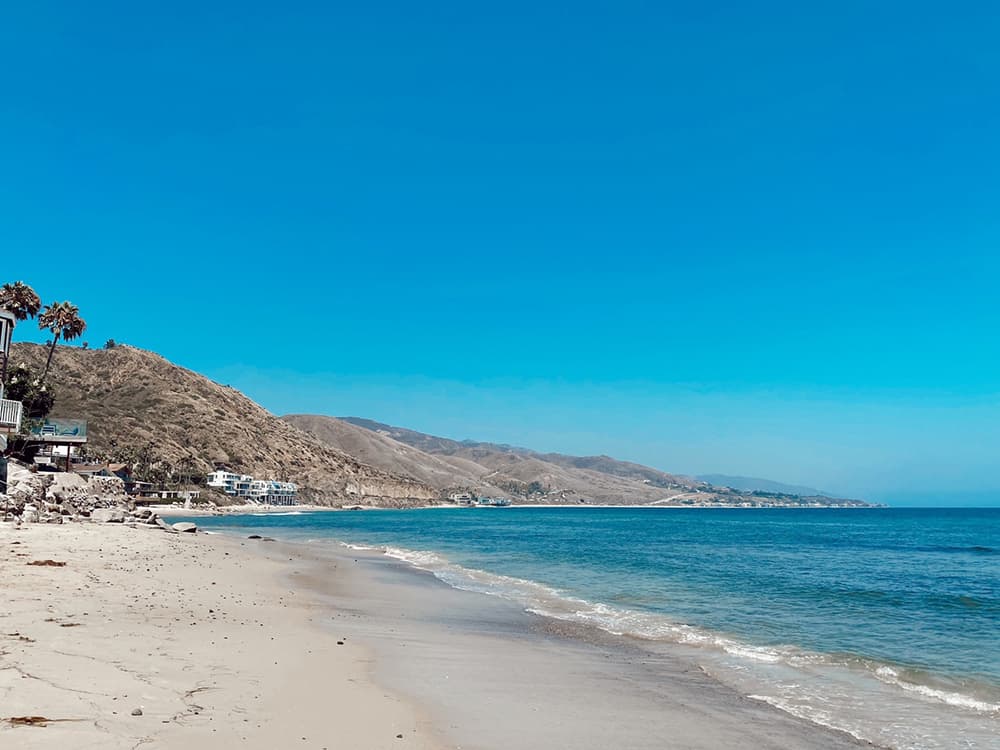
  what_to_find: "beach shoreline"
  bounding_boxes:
[2,518,877,750]
[281,534,873,750]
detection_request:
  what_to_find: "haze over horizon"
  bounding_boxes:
[4,3,998,506]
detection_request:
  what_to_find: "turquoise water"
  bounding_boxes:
[195,507,1000,748]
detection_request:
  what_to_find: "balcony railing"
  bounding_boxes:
[0,398,23,432]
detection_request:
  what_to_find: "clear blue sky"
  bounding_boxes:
[3,2,999,504]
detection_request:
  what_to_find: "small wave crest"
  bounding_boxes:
[375,543,1000,721]
[340,542,378,552]
[919,544,998,555]
[874,666,1000,714]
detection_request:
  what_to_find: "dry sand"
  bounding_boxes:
[0,522,441,750]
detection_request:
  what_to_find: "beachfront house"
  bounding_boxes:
[207,469,298,506]
[206,469,254,497]
[248,479,298,505]
[28,417,89,471]
[0,309,23,435]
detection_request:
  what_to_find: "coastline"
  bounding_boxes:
[292,538,872,750]
[151,501,884,518]
[2,517,877,749]
[188,507,1000,750]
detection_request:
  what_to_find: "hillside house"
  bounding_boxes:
[207,469,298,506]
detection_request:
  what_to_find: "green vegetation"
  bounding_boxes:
[1,281,89,464]
[0,282,42,322]
[38,300,87,388]
[2,363,54,419]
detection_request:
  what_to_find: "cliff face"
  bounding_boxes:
[9,343,436,505]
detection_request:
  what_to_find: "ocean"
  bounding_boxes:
[194,507,1000,749]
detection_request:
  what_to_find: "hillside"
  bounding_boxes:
[697,474,830,497]
[7,342,875,508]
[9,343,436,505]
[281,414,506,494]
[291,416,874,507]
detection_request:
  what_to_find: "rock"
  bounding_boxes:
[247,534,262,539]
[156,517,178,533]
[131,708,143,716]
[172,522,197,533]
[86,475,127,502]
[92,508,126,523]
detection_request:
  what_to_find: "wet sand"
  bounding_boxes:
[282,540,871,750]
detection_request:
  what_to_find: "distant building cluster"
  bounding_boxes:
[207,470,298,506]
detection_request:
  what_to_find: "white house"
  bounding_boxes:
[206,470,254,497]
[207,470,298,506]
[248,479,298,506]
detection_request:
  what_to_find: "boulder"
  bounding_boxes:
[92,508,126,524]
[172,522,197,533]
[156,517,177,533]
[87,475,127,501]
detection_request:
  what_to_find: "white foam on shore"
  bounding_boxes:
[875,666,1000,713]
[340,542,379,552]
[373,542,1000,749]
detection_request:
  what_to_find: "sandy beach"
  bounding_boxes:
[0,522,440,750]
[0,519,875,750]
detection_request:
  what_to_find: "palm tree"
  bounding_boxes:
[0,282,42,395]
[0,281,42,322]
[37,301,87,386]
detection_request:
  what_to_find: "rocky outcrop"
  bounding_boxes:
[1,461,160,525]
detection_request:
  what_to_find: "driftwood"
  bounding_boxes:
[8,716,85,727]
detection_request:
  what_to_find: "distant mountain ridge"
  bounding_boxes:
[9,341,875,508]
[697,474,831,497]
[285,415,874,507]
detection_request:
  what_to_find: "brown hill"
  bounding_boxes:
[291,416,874,507]
[9,343,435,505]
[324,417,701,503]
[281,414,508,495]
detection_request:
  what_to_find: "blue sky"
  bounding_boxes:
[2,2,999,504]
